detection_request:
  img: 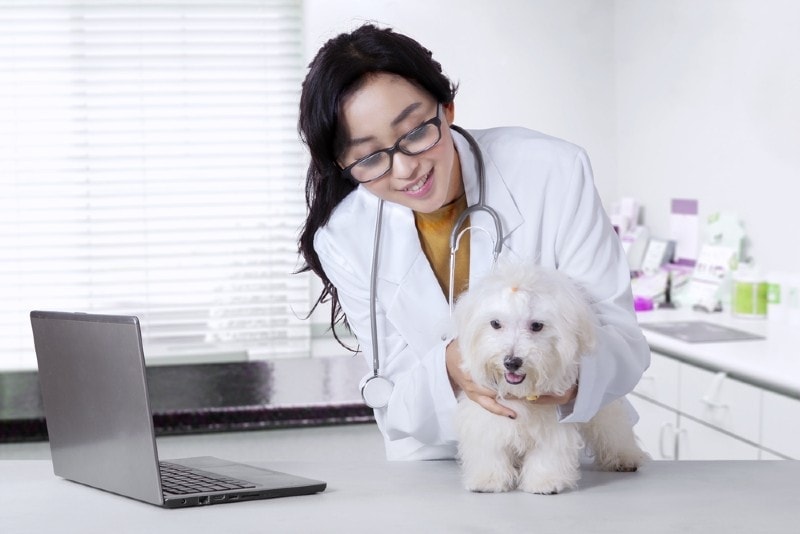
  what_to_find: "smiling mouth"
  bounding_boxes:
[403,170,431,192]
[505,372,526,385]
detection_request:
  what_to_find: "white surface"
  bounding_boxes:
[638,308,800,398]
[3,457,799,534]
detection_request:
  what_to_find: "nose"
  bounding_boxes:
[390,151,419,180]
[503,356,523,372]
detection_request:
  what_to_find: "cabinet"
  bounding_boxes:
[631,352,775,460]
[761,391,800,459]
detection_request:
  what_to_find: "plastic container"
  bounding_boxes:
[730,268,767,319]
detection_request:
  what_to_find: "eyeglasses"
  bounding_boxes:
[341,104,443,184]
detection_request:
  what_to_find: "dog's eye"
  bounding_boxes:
[490,319,501,330]
[530,322,544,332]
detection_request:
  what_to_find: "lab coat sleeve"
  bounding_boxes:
[553,150,651,423]
[314,229,459,454]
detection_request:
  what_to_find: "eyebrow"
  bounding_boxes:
[345,102,423,148]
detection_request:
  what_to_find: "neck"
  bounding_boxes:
[444,143,464,205]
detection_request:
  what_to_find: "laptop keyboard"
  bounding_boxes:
[159,461,257,495]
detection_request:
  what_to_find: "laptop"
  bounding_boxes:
[30,310,326,508]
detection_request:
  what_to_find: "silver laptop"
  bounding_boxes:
[30,310,326,508]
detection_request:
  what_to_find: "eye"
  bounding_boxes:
[530,322,544,332]
[490,319,501,330]
[356,151,387,169]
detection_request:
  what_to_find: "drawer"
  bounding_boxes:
[633,351,680,409]
[629,394,679,460]
[761,391,800,459]
[679,364,761,444]
[676,417,761,460]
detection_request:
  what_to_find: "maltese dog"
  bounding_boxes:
[452,262,647,494]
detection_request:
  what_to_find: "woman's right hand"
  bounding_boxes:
[445,340,517,419]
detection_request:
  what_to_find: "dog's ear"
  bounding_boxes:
[552,274,597,361]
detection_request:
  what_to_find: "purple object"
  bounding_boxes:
[671,198,698,215]
[634,296,654,312]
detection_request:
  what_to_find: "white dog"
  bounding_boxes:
[453,262,647,494]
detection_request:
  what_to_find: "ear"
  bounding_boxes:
[553,289,597,364]
[565,299,597,358]
[443,101,455,125]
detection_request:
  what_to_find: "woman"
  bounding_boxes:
[297,24,650,460]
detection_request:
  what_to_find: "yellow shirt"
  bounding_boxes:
[414,193,470,300]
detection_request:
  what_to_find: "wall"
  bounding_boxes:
[301,0,618,337]
[302,0,800,339]
[302,0,618,199]
[615,0,800,272]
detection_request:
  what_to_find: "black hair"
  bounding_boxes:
[297,24,458,349]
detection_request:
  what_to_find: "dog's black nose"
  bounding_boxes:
[503,356,523,372]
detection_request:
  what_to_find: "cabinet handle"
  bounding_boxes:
[659,423,677,459]
[701,372,729,411]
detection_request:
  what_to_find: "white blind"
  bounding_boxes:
[0,0,309,370]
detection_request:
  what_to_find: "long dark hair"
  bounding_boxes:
[297,24,458,347]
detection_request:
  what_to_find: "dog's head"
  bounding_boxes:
[453,262,596,399]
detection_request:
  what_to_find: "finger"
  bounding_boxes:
[477,395,517,419]
[466,383,499,399]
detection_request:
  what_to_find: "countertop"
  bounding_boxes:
[4,308,799,443]
[0,356,373,442]
[637,308,800,398]
[3,457,799,533]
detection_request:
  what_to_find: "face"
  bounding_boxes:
[453,264,595,399]
[337,73,462,213]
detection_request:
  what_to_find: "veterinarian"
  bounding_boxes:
[297,24,651,460]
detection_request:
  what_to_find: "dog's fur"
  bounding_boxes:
[453,262,647,494]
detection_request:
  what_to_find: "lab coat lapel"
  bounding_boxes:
[377,202,452,354]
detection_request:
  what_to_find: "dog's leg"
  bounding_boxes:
[457,403,517,493]
[583,399,649,472]
[517,423,583,495]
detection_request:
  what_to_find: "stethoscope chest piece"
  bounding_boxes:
[361,374,394,409]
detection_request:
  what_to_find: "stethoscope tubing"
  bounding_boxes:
[363,125,503,408]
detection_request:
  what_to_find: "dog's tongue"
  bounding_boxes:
[505,372,525,385]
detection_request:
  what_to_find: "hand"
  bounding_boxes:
[445,340,517,419]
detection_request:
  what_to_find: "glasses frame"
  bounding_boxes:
[340,104,443,184]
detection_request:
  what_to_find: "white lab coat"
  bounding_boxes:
[314,127,651,460]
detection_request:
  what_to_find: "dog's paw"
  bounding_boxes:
[463,471,515,493]
[615,465,638,473]
[517,476,574,495]
[594,448,649,472]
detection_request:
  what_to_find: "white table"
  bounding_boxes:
[3,459,799,533]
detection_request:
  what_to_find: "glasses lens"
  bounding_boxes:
[399,122,441,154]
[351,151,391,183]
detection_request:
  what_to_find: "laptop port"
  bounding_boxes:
[198,496,210,505]
[212,495,226,502]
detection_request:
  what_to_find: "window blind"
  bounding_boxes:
[0,0,309,370]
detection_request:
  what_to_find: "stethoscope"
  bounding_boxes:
[361,125,504,409]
